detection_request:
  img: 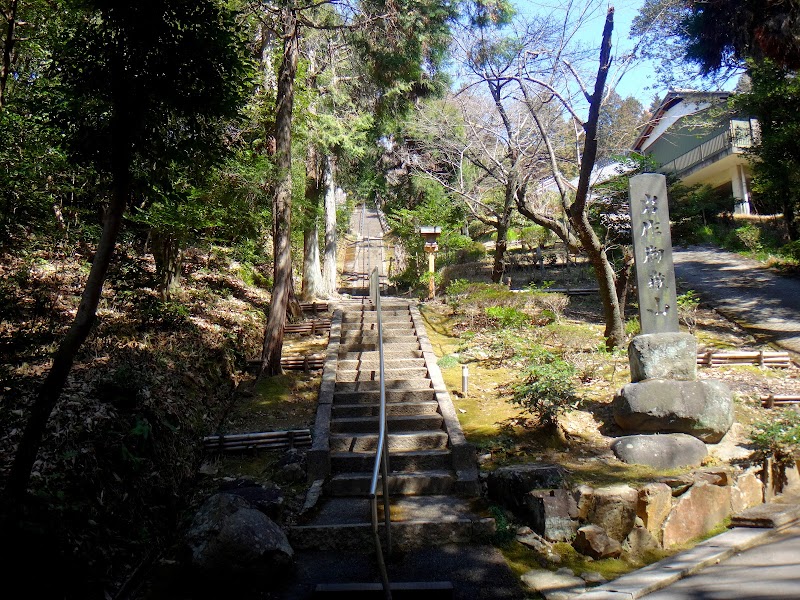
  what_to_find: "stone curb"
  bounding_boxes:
[307,307,343,482]
[409,303,480,496]
[575,526,777,599]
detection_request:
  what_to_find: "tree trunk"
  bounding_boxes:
[321,154,338,295]
[260,5,299,377]
[151,229,182,300]
[302,221,323,300]
[614,249,634,321]
[492,220,508,283]
[567,8,625,349]
[0,0,18,109]
[301,145,324,300]
[6,99,132,503]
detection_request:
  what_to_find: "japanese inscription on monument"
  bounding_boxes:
[629,173,680,334]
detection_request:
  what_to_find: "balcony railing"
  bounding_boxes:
[659,119,757,179]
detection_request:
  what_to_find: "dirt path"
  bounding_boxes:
[673,246,800,357]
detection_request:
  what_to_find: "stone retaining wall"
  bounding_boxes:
[487,461,800,558]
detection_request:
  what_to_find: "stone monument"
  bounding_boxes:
[612,174,733,467]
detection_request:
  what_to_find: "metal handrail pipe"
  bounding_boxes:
[368,266,392,599]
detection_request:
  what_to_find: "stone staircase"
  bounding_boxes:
[291,298,491,551]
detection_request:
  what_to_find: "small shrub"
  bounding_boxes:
[676,290,700,333]
[437,354,460,369]
[750,410,800,464]
[531,291,569,322]
[445,278,471,298]
[455,241,486,263]
[780,240,800,262]
[733,224,762,251]
[485,305,529,328]
[625,317,641,336]
[512,348,578,429]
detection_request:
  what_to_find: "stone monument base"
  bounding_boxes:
[613,379,734,443]
[611,433,708,469]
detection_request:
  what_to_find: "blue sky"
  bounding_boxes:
[512,0,666,105]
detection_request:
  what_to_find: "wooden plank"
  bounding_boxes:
[761,395,800,408]
[697,350,791,368]
[204,429,312,452]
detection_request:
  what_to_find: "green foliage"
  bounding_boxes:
[625,317,641,337]
[733,223,762,251]
[437,354,460,369]
[733,60,800,240]
[489,504,516,543]
[750,410,800,462]
[519,225,553,250]
[512,348,578,429]
[676,290,700,333]
[780,240,800,262]
[485,306,529,328]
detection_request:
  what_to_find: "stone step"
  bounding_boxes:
[327,470,456,496]
[338,349,423,361]
[337,358,426,371]
[342,315,411,325]
[330,414,444,434]
[334,379,432,392]
[332,401,440,418]
[340,331,417,341]
[329,431,449,453]
[289,495,494,551]
[336,368,429,382]
[333,388,437,404]
[342,310,410,320]
[337,342,421,353]
[341,321,414,332]
[330,449,452,473]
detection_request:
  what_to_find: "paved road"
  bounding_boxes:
[673,246,800,357]
[644,525,800,599]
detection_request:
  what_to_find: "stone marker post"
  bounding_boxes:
[628,174,679,334]
[611,174,734,462]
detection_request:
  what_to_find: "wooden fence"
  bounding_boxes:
[247,354,325,372]
[299,301,329,314]
[697,350,792,369]
[761,395,800,408]
[204,429,312,452]
[284,319,331,335]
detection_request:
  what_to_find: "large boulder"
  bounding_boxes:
[629,333,697,382]
[612,433,708,469]
[731,470,764,513]
[637,483,673,543]
[487,464,567,514]
[573,525,622,559]
[185,493,293,582]
[525,489,579,542]
[584,485,638,542]
[613,379,734,443]
[661,481,732,547]
[218,479,285,521]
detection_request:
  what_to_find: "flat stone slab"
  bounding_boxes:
[611,433,707,469]
[731,498,800,529]
[520,568,585,599]
[580,526,775,599]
